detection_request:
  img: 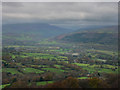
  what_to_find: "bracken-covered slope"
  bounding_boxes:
[56,26,118,45]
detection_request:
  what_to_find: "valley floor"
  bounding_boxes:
[1,41,119,88]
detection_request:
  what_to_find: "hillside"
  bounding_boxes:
[56,26,118,45]
[2,23,73,45]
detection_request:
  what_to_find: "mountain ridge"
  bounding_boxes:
[55,26,118,45]
[2,23,74,45]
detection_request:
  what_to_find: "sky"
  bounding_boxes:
[2,2,118,29]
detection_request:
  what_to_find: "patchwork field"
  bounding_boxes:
[2,43,118,88]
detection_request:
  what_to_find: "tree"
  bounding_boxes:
[88,77,110,88]
[10,81,28,88]
[45,77,80,88]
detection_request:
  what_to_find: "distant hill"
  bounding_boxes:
[2,23,73,45]
[56,26,118,45]
[75,26,118,33]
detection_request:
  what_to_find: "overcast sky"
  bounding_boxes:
[2,2,118,29]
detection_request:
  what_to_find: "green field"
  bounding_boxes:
[38,40,58,45]
[96,59,106,62]
[4,45,35,48]
[42,68,65,74]
[54,65,63,68]
[49,49,69,54]
[36,81,54,86]
[1,84,10,88]
[2,68,21,75]
[77,77,88,79]
[87,49,117,56]
[22,68,44,74]
[73,63,89,67]
[31,65,49,68]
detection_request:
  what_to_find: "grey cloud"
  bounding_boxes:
[2,2,23,7]
[2,2,118,29]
